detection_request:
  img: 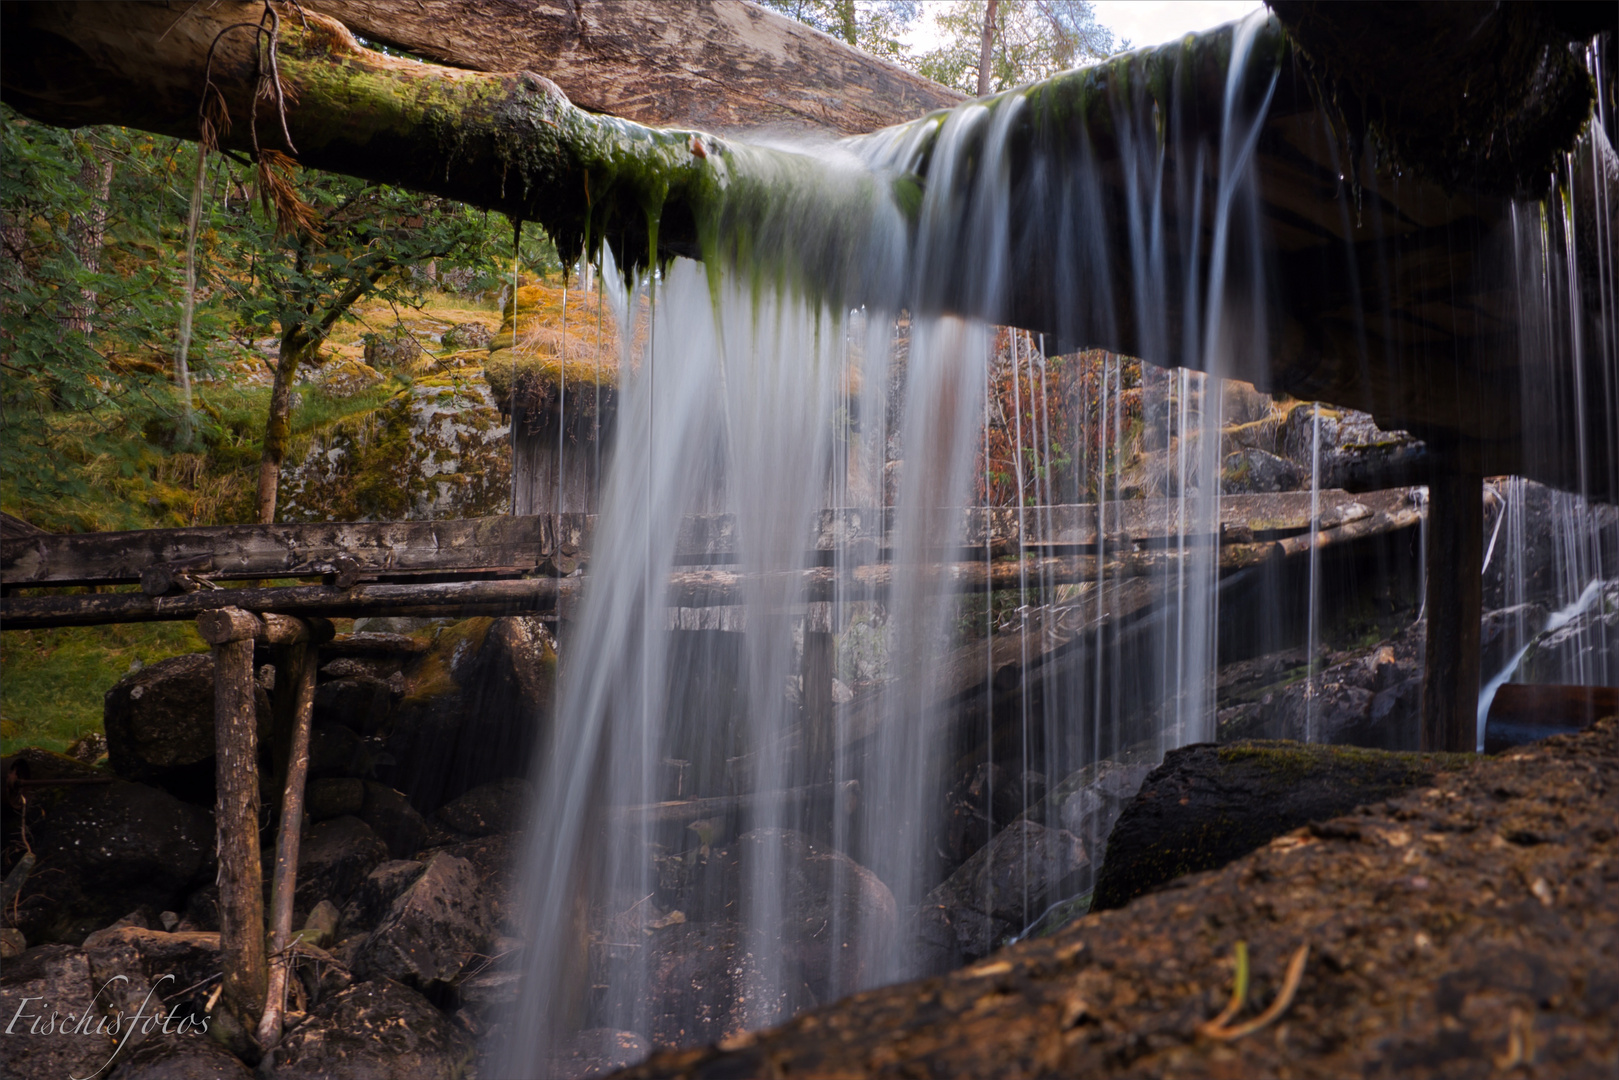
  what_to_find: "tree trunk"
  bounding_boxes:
[977,0,1000,97]
[256,331,314,525]
[303,0,961,136]
[200,612,268,1031]
[64,142,113,336]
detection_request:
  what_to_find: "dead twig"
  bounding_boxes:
[1197,941,1309,1042]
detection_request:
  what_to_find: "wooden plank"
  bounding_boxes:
[3,490,1421,588]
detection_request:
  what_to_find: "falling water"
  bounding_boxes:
[488,10,1617,1076]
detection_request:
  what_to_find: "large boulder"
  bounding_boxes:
[107,1034,253,1079]
[294,816,389,924]
[937,764,1046,869]
[0,945,119,1080]
[435,778,531,837]
[338,860,427,940]
[355,851,491,987]
[1090,739,1475,911]
[102,652,271,804]
[258,978,475,1080]
[9,781,213,945]
[383,617,556,813]
[357,781,432,859]
[82,926,221,1060]
[918,820,1088,966]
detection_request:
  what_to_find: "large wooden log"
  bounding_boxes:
[1,491,1415,588]
[303,0,963,136]
[0,500,1423,629]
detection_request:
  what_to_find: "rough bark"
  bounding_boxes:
[205,623,267,1028]
[303,0,963,136]
[610,717,1619,1080]
[64,142,113,336]
[258,632,318,1049]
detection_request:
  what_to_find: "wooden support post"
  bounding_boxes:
[197,607,268,1029]
[257,621,324,1049]
[801,628,836,785]
[1422,470,1484,752]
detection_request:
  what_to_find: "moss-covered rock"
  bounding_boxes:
[1089,738,1475,911]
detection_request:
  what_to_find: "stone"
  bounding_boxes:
[358,781,430,859]
[1278,403,1424,490]
[302,900,342,948]
[314,676,398,737]
[258,978,475,1080]
[1090,739,1475,912]
[1,927,27,958]
[105,1033,253,1079]
[543,1029,650,1079]
[307,723,366,778]
[102,652,271,804]
[1029,756,1156,855]
[9,781,213,945]
[304,777,365,821]
[356,852,491,986]
[361,330,422,370]
[435,778,531,837]
[677,829,896,1001]
[383,616,555,813]
[920,820,1087,964]
[0,944,118,1080]
[81,927,221,1057]
[316,357,384,398]
[441,321,494,350]
[337,860,427,939]
[938,764,1047,869]
[294,816,388,924]
[435,834,519,935]
[1221,447,1303,493]
[1514,580,1619,684]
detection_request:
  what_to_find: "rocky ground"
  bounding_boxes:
[613,717,1619,1080]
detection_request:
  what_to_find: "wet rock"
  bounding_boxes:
[338,860,427,938]
[1479,603,1550,680]
[106,1033,253,1079]
[384,616,555,813]
[939,764,1047,868]
[1026,755,1157,852]
[543,1028,649,1080]
[1513,580,1619,684]
[1221,447,1302,493]
[0,944,118,1080]
[688,829,896,998]
[1090,739,1474,911]
[355,852,491,986]
[435,777,531,837]
[294,816,388,923]
[1278,403,1425,491]
[358,781,430,859]
[103,652,271,804]
[636,920,811,1048]
[920,820,1087,964]
[259,978,474,1080]
[305,777,365,821]
[314,676,398,737]
[9,780,212,945]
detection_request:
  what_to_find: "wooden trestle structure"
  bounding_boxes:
[0,483,1500,1040]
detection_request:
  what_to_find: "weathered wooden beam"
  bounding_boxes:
[1422,470,1484,752]
[304,0,964,137]
[2,491,1415,588]
[197,607,268,1031]
[0,499,1424,629]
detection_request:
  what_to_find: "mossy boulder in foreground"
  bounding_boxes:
[1091,739,1475,911]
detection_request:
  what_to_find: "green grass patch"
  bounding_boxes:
[0,622,205,755]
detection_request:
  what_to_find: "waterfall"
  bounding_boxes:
[489,10,1615,1075]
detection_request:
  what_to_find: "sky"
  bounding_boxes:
[1089,1,1265,52]
[905,1,1266,56]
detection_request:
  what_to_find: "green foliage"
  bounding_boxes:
[915,0,1115,96]
[753,0,920,60]
[0,621,205,755]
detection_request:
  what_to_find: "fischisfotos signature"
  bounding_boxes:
[3,973,209,1080]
